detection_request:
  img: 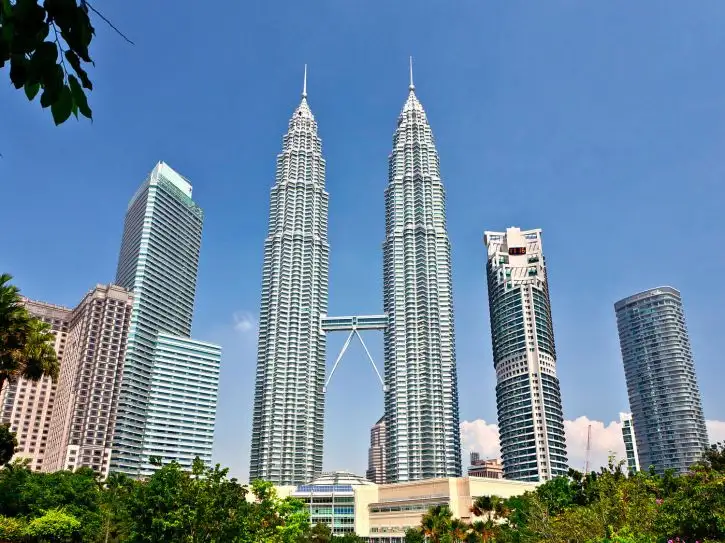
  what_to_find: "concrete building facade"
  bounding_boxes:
[484,227,568,482]
[43,285,133,477]
[0,299,71,471]
[615,287,708,474]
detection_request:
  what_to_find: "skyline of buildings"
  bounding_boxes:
[2,67,717,493]
[615,287,709,474]
[249,71,330,485]
[381,67,462,482]
[484,227,568,482]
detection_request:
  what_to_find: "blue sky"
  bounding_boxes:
[3,0,725,479]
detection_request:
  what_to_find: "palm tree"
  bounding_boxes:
[0,274,59,393]
[449,518,470,542]
[421,504,453,543]
[470,495,494,520]
[469,520,496,543]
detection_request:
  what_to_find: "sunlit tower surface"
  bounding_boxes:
[249,67,330,485]
[382,59,462,482]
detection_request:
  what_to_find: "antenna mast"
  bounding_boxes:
[584,424,592,473]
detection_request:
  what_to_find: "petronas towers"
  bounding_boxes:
[249,64,461,485]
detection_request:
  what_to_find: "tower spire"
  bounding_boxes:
[409,56,415,91]
[302,64,308,98]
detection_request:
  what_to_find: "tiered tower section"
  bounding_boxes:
[249,71,330,485]
[382,68,462,482]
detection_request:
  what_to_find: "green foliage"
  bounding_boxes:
[335,533,366,543]
[404,527,425,543]
[24,508,82,542]
[0,0,94,124]
[0,424,18,466]
[0,514,25,541]
[408,458,725,543]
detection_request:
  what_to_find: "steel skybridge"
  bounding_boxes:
[320,315,387,393]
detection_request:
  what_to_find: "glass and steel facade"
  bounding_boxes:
[382,81,461,482]
[619,412,640,473]
[112,161,219,477]
[249,85,329,485]
[139,333,220,477]
[615,287,708,474]
[484,227,568,482]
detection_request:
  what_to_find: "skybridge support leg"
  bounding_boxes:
[355,330,387,393]
[323,329,354,393]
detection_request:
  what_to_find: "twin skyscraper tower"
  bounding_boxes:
[249,63,462,485]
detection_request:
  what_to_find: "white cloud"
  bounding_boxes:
[460,419,500,459]
[564,417,625,471]
[707,420,725,443]
[232,311,257,334]
[461,416,725,472]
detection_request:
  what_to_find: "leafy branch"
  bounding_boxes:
[0,0,131,125]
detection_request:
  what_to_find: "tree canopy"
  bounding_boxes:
[405,458,725,543]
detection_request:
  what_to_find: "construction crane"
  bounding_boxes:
[583,424,592,473]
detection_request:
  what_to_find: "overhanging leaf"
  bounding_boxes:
[68,74,91,119]
[64,49,92,89]
[24,81,40,101]
[50,84,72,125]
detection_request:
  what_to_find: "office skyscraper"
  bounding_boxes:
[1,299,71,471]
[44,285,133,477]
[484,227,568,482]
[249,69,329,485]
[112,161,221,477]
[382,63,461,482]
[615,287,708,474]
[366,416,386,483]
[619,412,640,473]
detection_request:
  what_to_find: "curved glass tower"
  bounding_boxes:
[484,227,568,482]
[249,72,329,485]
[615,287,708,474]
[382,69,461,482]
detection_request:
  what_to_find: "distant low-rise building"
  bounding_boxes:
[468,457,503,479]
[275,471,538,542]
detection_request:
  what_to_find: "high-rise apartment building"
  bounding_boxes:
[615,287,708,474]
[112,161,221,477]
[0,299,71,471]
[382,66,461,482]
[484,227,568,482]
[43,285,133,477]
[619,412,640,473]
[249,71,330,485]
[366,416,386,483]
